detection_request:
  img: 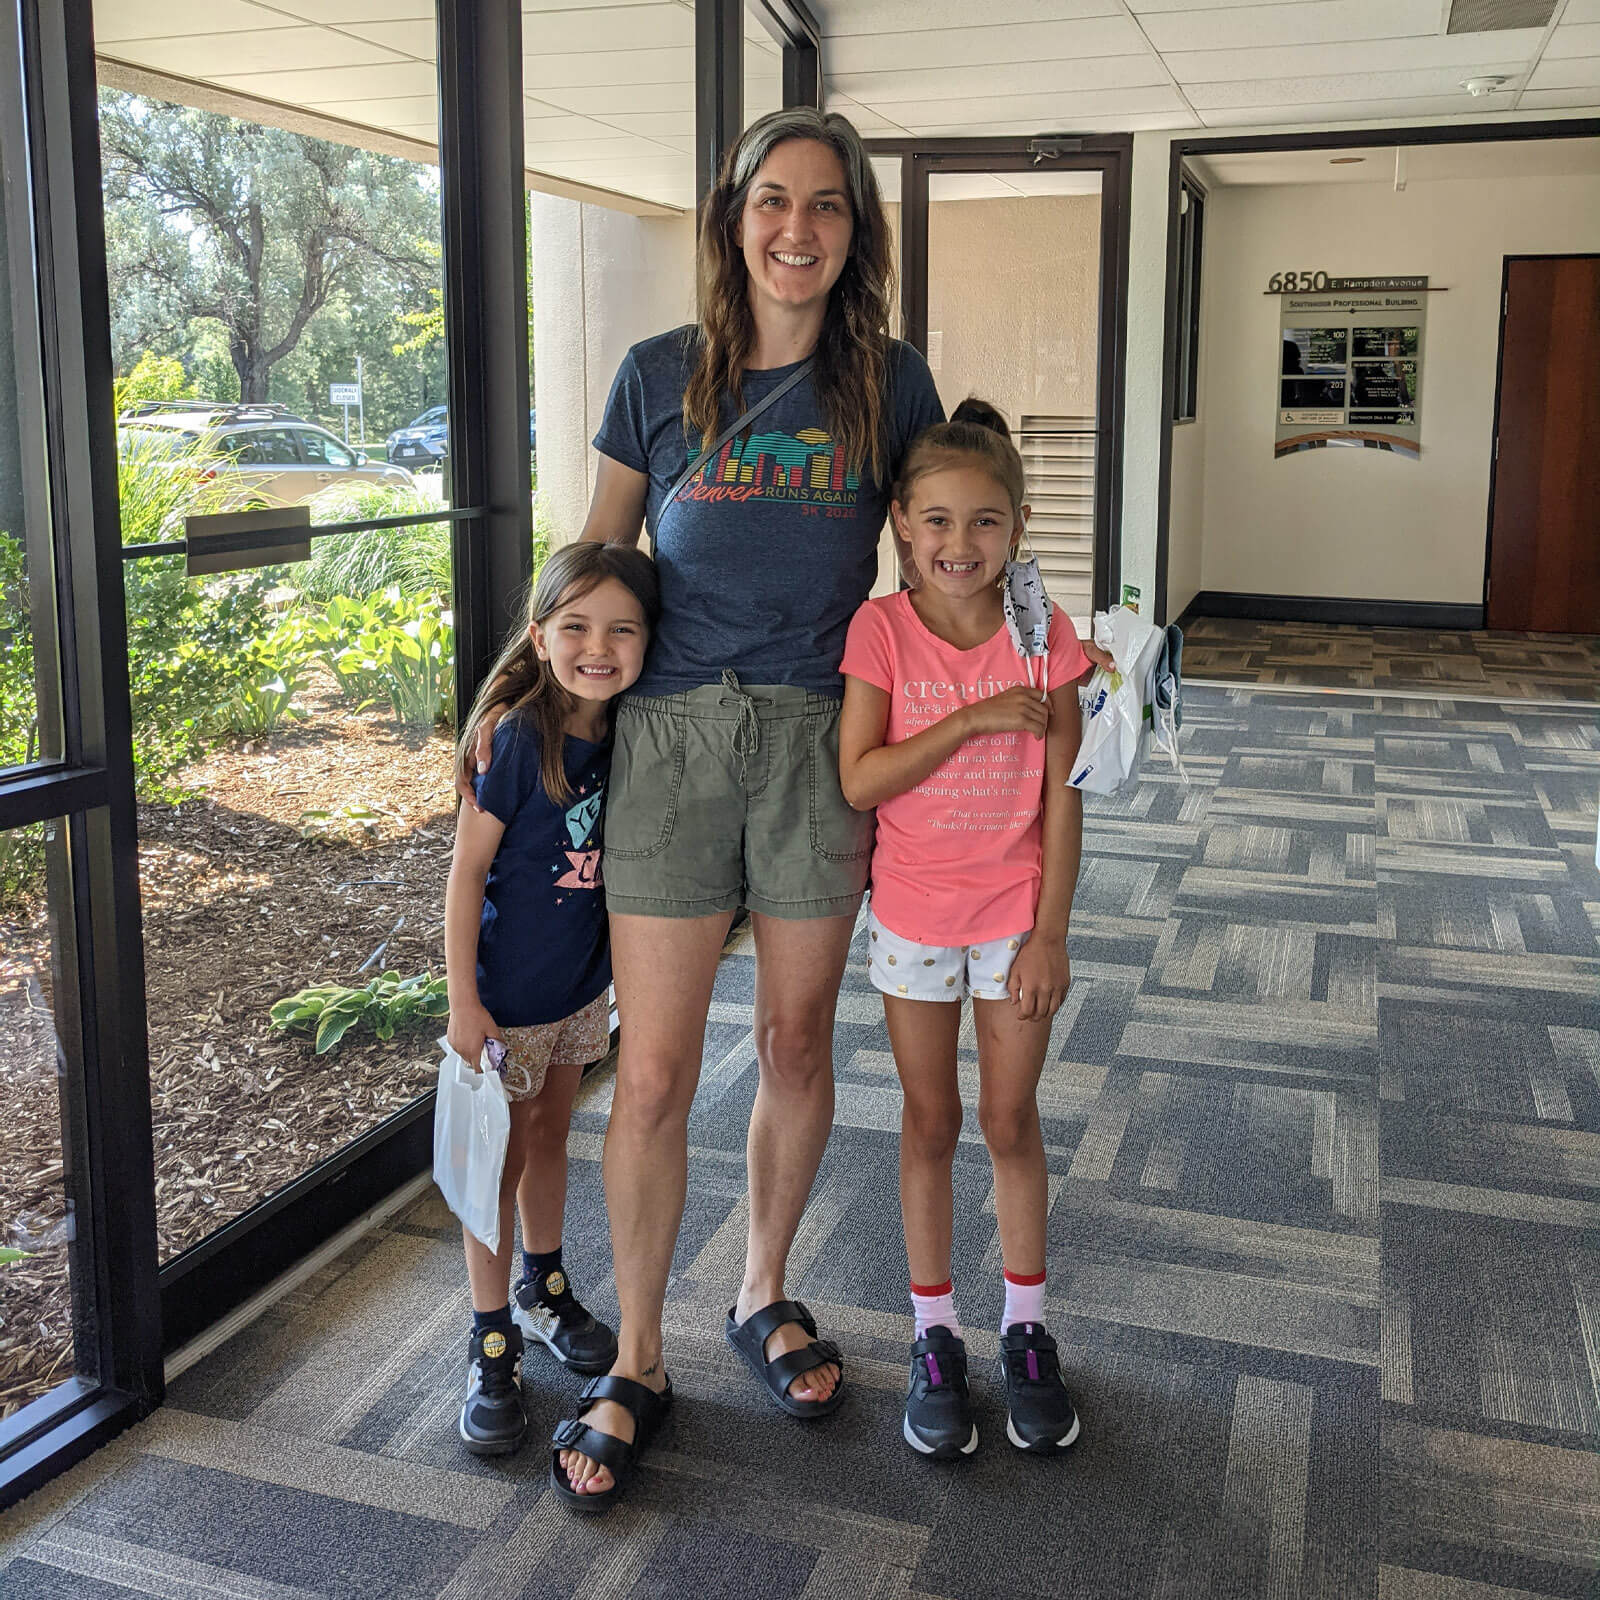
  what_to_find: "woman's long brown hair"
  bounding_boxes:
[685,107,896,484]
[454,542,660,807]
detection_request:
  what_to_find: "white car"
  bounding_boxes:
[120,402,416,506]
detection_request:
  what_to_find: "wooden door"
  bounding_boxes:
[1486,256,1600,633]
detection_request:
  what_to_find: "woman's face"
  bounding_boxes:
[736,138,854,320]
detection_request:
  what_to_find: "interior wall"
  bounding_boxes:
[531,194,696,544]
[1195,171,1600,606]
[924,193,1101,421]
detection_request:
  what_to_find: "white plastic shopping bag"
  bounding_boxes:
[1069,605,1162,795]
[432,1037,511,1252]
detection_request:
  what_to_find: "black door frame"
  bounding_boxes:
[867,136,1133,615]
[1156,116,1600,629]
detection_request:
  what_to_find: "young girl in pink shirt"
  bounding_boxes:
[838,400,1090,1460]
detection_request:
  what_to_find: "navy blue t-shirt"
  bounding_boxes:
[472,714,610,1028]
[593,326,943,697]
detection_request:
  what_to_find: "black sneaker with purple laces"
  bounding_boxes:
[999,1322,1081,1453]
[903,1325,978,1458]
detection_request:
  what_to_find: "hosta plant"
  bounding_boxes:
[269,970,449,1054]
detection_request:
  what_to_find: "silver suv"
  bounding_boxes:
[119,402,417,505]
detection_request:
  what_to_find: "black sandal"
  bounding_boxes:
[548,1372,673,1513]
[724,1299,844,1419]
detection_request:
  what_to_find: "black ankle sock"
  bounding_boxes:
[472,1304,514,1338]
[523,1247,566,1304]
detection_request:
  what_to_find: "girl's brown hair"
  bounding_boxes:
[685,107,895,483]
[895,396,1028,517]
[455,542,660,806]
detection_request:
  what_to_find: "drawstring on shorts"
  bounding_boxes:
[718,667,763,783]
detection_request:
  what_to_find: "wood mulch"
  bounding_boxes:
[1,680,458,1419]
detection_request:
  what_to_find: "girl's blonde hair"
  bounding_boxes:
[455,542,660,806]
[685,107,895,483]
[895,397,1027,518]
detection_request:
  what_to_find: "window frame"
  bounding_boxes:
[1172,172,1205,426]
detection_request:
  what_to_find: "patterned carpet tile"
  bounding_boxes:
[4,686,1597,1599]
[1183,619,1600,703]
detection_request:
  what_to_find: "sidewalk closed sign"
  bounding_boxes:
[329,382,360,405]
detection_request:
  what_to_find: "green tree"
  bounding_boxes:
[99,91,439,403]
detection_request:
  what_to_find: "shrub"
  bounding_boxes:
[299,482,449,602]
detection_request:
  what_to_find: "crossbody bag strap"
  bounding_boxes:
[660,357,816,516]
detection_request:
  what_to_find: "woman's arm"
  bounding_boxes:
[578,455,649,546]
[838,675,1051,813]
[444,800,509,1066]
[1007,681,1084,1021]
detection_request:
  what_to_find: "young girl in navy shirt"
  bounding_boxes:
[444,541,659,1455]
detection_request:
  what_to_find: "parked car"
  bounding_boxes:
[119,402,416,505]
[383,406,538,469]
[385,405,448,468]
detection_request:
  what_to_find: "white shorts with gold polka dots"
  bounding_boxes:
[865,907,1031,1003]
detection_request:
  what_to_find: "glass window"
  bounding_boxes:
[300,430,356,469]
[744,8,784,130]
[0,109,62,773]
[0,815,87,1418]
[94,1,454,1266]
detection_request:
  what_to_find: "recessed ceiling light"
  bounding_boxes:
[1329,157,1366,165]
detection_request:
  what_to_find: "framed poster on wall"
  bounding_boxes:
[1275,277,1427,459]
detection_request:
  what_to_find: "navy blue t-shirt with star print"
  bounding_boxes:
[593,325,943,698]
[472,712,611,1028]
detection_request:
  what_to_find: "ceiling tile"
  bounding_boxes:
[825,16,1150,73]
[588,110,694,137]
[1527,54,1600,86]
[303,94,441,124]
[812,0,1123,32]
[523,46,691,89]
[1168,33,1546,82]
[1560,0,1600,21]
[831,54,1167,104]
[523,4,691,51]
[536,81,694,114]
[330,20,437,56]
[206,60,441,99]
[1517,84,1600,105]
[92,0,287,42]
[1545,22,1600,57]
[842,83,1186,126]
[104,26,407,76]
[1140,0,1441,54]
[525,134,663,162]
[1186,63,1531,105]
[1131,0,1356,10]
[823,94,908,133]
[908,108,1201,134]
[262,0,433,18]
[1196,92,1508,122]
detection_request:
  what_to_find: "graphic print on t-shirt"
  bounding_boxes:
[678,426,861,506]
[553,784,604,895]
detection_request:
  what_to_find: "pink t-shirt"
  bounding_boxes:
[840,589,1089,946]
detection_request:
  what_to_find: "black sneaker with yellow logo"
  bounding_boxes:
[513,1266,617,1374]
[459,1323,526,1455]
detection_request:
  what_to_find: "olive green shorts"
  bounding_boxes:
[603,673,872,921]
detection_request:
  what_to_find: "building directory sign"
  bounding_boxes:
[1275,277,1426,460]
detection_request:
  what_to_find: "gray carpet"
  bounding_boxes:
[3,685,1597,1599]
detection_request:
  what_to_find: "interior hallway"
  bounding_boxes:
[1181,616,1600,702]
[2,683,1598,1599]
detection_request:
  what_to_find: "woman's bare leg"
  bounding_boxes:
[560,910,729,1496]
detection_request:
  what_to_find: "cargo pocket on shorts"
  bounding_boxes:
[807,703,872,863]
[604,702,687,860]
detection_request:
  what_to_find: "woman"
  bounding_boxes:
[465,107,942,1508]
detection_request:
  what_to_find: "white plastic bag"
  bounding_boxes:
[1069,605,1161,795]
[432,1037,510,1252]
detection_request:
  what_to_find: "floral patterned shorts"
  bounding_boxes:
[499,991,611,1101]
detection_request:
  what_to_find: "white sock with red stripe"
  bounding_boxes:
[1002,1268,1046,1332]
[910,1279,960,1340]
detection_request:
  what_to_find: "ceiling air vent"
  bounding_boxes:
[1447,0,1557,32]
